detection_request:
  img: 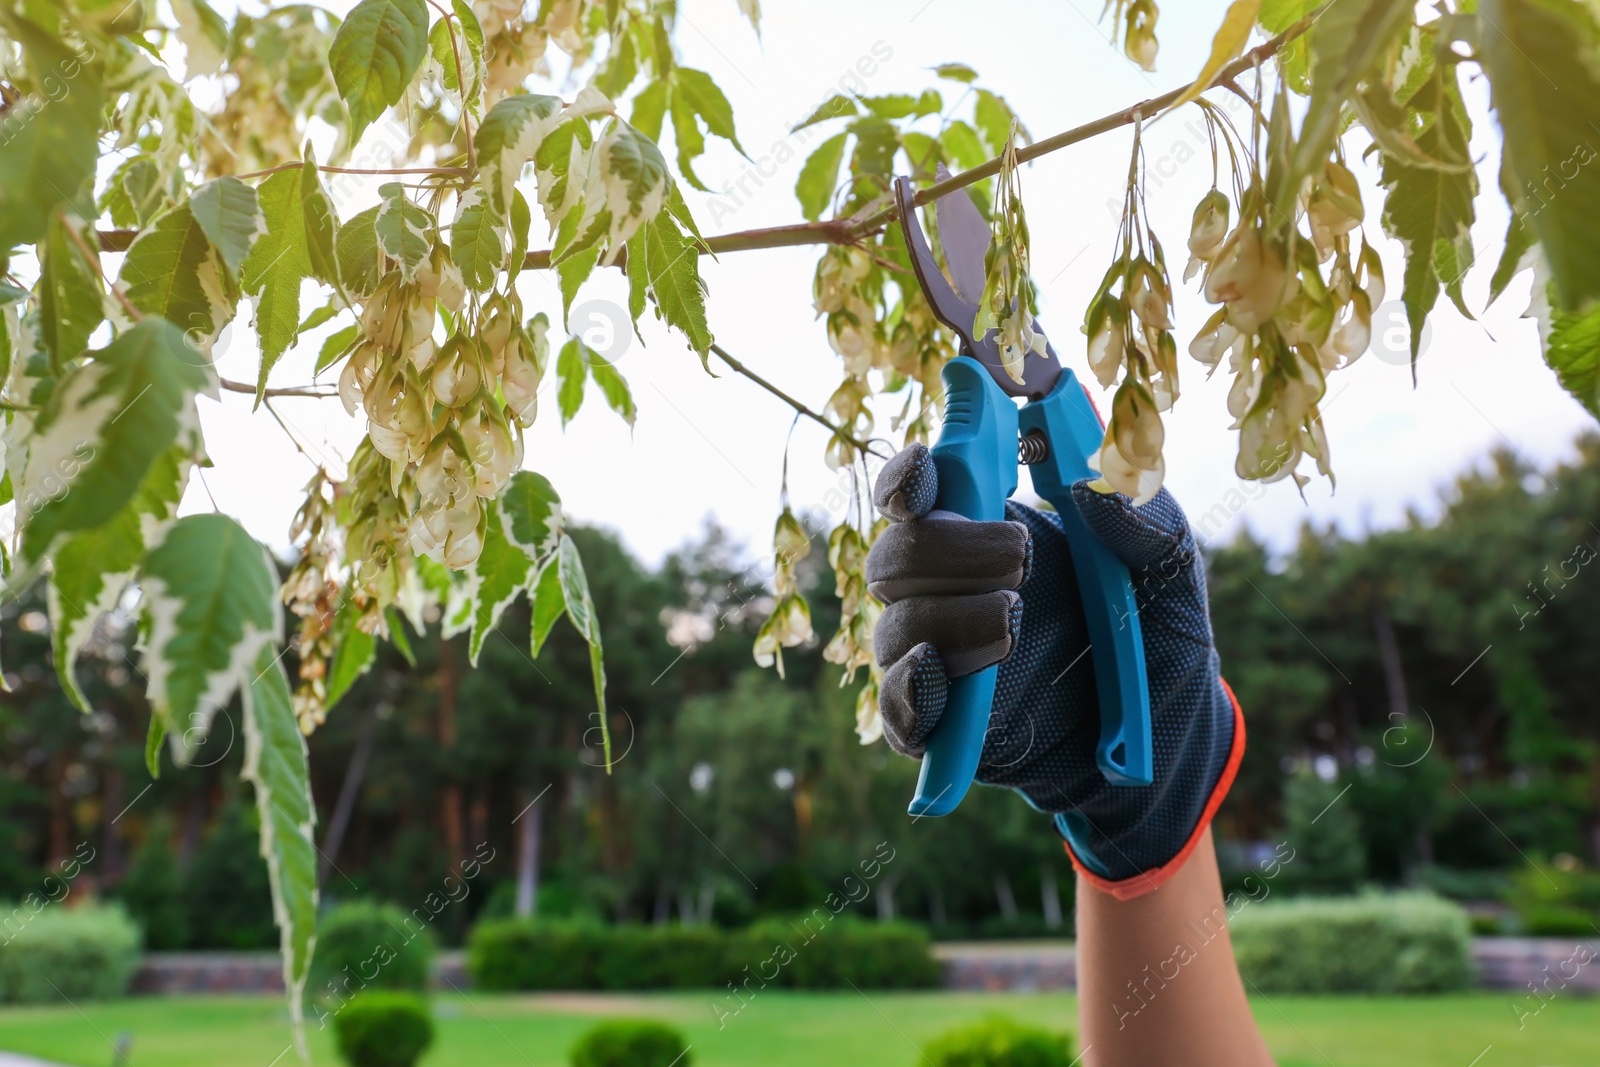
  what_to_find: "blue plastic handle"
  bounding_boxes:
[1020,370,1152,786]
[908,357,1018,817]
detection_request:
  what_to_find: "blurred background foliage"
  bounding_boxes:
[5,436,1600,947]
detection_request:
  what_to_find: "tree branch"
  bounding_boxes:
[708,343,886,458]
[218,378,338,399]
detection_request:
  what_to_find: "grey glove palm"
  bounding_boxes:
[867,443,1241,893]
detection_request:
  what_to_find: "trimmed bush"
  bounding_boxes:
[333,991,434,1067]
[923,1016,1077,1067]
[1231,892,1473,993]
[571,1019,691,1067]
[310,901,436,1006]
[0,902,142,1003]
[467,917,938,991]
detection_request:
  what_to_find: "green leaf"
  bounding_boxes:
[588,351,636,428]
[120,204,234,345]
[625,228,648,330]
[242,168,318,401]
[973,89,1020,153]
[558,247,601,326]
[0,15,103,251]
[602,122,671,238]
[325,595,377,710]
[429,0,486,105]
[633,209,712,358]
[1540,286,1600,417]
[669,91,710,192]
[508,189,532,284]
[631,78,670,142]
[533,119,595,230]
[933,62,979,83]
[940,120,989,173]
[189,176,263,276]
[466,497,532,664]
[499,470,563,557]
[336,206,384,295]
[860,93,920,119]
[1489,210,1535,309]
[450,186,506,292]
[300,164,341,289]
[476,93,565,216]
[145,715,166,778]
[327,0,430,144]
[296,301,343,337]
[1378,67,1477,366]
[39,214,104,367]
[49,446,186,710]
[557,336,587,426]
[139,513,284,762]
[673,67,746,155]
[375,183,434,283]
[17,319,209,570]
[1480,0,1600,312]
[240,643,318,1059]
[796,133,848,222]
[792,94,856,132]
[557,534,608,770]
[315,324,360,374]
[386,608,416,666]
[528,557,564,658]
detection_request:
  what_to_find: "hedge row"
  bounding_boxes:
[468,916,940,991]
[0,902,142,1003]
[1231,892,1474,994]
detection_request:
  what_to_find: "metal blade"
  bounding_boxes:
[932,164,991,305]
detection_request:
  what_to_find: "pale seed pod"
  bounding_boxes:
[430,334,483,408]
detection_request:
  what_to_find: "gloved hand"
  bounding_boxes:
[867,443,1244,899]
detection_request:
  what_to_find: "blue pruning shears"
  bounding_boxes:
[893,170,1153,817]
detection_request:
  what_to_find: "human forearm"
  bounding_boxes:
[1075,827,1274,1067]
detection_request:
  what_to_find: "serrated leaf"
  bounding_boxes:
[451,186,506,292]
[119,204,234,346]
[1481,0,1600,312]
[933,62,979,83]
[1378,67,1477,366]
[242,168,317,400]
[557,336,586,425]
[973,89,1021,153]
[1172,0,1261,109]
[528,556,563,658]
[476,93,565,217]
[792,94,856,132]
[1489,210,1535,309]
[1539,286,1600,417]
[669,90,710,192]
[325,595,377,710]
[0,16,103,251]
[796,132,848,222]
[140,513,284,761]
[16,319,209,571]
[375,183,434,283]
[49,446,186,710]
[39,214,104,367]
[240,643,318,1060]
[466,497,532,664]
[634,207,712,358]
[631,78,670,141]
[327,0,430,144]
[860,93,920,119]
[588,350,636,427]
[558,247,600,326]
[300,165,340,288]
[673,67,746,155]
[624,227,648,330]
[557,534,608,770]
[189,176,263,275]
[508,189,531,283]
[336,206,383,295]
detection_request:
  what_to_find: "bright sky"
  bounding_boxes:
[180,0,1594,569]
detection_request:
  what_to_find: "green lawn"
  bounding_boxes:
[0,990,1591,1067]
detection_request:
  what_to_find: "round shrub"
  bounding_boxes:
[0,901,142,1003]
[923,1016,1078,1067]
[570,1019,691,1067]
[310,901,435,1006]
[333,991,434,1067]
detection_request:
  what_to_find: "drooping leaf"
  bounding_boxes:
[1378,67,1477,366]
[673,67,746,155]
[1171,0,1261,109]
[533,118,594,231]
[327,0,430,144]
[315,325,360,373]
[242,167,318,400]
[429,0,486,107]
[145,715,166,778]
[119,204,234,346]
[796,133,848,222]
[1480,0,1600,312]
[587,351,636,428]
[557,336,587,425]
[600,121,671,248]
[16,319,209,570]
[557,533,609,770]
[932,62,979,83]
[325,595,378,710]
[451,186,506,292]
[499,470,563,557]
[39,214,105,367]
[558,247,601,326]
[1489,209,1535,309]
[528,557,564,658]
[336,206,384,295]
[630,78,670,141]
[792,94,856,132]
[0,15,103,251]
[466,497,532,664]
[240,643,318,1060]
[669,90,710,191]
[140,514,284,759]
[375,183,435,283]
[633,209,712,358]
[49,446,186,710]
[300,164,341,289]
[189,176,263,275]
[508,189,532,284]
[476,93,565,216]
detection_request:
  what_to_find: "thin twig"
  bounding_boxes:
[61,220,142,322]
[218,377,339,399]
[426,0,476,169]
[709,343,886,458]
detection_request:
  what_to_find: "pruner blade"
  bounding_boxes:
[893,173,1062,401]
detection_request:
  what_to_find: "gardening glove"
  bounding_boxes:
[867,442,1244,900]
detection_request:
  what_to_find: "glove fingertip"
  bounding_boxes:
[1068,480,1192,571]
[880,642,948,758]
[874,443,938,522]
